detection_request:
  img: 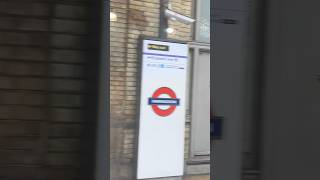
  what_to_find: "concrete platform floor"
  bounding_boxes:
[183,175,210,180]
[149,174,210,180]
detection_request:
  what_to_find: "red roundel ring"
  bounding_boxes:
[151,87,177,117]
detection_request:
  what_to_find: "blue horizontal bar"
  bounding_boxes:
[148,98,180,106]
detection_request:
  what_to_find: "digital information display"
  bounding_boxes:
[137,38,189,179]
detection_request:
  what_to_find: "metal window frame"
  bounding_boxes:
[188,42,211,159]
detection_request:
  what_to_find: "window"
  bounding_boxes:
[195,0,210,43]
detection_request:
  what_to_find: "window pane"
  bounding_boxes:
[197,0,210,43]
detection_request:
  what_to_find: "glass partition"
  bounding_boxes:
[196,0,210,43]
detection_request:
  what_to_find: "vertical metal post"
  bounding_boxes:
[159,0,169,38]
[94,0,109,179]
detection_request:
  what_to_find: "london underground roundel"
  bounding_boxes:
[148,87,180,117]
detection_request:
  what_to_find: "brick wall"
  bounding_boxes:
[0,0,94,179]
[110,0,193,179]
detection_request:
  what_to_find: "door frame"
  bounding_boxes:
[188,42,211,158]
